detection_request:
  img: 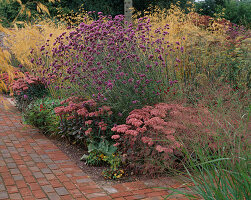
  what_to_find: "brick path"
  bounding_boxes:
[0,96,192,200]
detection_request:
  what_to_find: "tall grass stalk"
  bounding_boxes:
[165,106,250,200]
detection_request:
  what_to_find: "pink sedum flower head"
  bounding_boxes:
[141,136,154,146]
[107,111,113,116]
[102,106,111,111]
[85,128,92,136]
[85,120,93,125]
[156,145,165,153]
[136,126,147,133]
[127,113,144,120]
[145,117,167,126]
[163,147,173,154]
[101,126,107,131]
[88,112,96,117]
[125,130,139,136]
[54,106,65,115]
[150,108,166,118]
[126,118,143,127]
[113,143,120,147]
[164,128,176,135]
[112,124,131,133]
[111,135,120,139]
[77,107,88,117]
[152,125,165,131]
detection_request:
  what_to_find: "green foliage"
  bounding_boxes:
[134,0,192,14]
[0,0,194,27]
[85,139,119,167]
[81,0,123,16]
[1,0,251,28]
[102,168,124,180]
[79,0,192,17]
[102,153,122,171]
[57,115,86,143]
[178,146,251,199]
[195,0,225,16]
[0,0,59,27]
[45,0,85,17]
[0,0,20,27]
[224,0,251,28]
[13,80,48,111]
[83,139,123,179]
[86,139,119,166]
[84,151,105,166]
[164,106,251,199]
[195,0,251,27]
[87,139,117,156]
[24,97,61,135]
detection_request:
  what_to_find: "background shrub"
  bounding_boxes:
[195,0,251,28]
[224,0,251,28]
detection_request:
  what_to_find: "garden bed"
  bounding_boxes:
[50,136,154,186]
[1,6,250,199]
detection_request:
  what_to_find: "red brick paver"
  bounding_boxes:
[0,96,192,200]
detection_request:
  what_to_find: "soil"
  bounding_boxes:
[48,136,147,187]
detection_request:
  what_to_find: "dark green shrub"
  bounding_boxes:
[0,0,20,27]
[24,97,61,135]
[195,0,225,17]
[195,0,251,27]
[224,0,251,28]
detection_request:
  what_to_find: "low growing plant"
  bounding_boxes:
[84,139,118,164]
[159,82,250,199]
[0,44,24,94]
[111,102,220,176]
[83,139,124,180]
[54,96,116,146]
[11,73,48,111]
[24,97,61,135]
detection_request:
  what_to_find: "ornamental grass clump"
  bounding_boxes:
[5,20,69,72]
[0,71,22,94]
[111,103,220,175]
[168,105,250,200]
[141,5,251,89]
[0,46,24,94]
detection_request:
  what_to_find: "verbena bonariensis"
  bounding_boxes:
[31,13,183,117]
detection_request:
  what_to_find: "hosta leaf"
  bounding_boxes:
[80,154,88,161]
[88,143,97,153]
